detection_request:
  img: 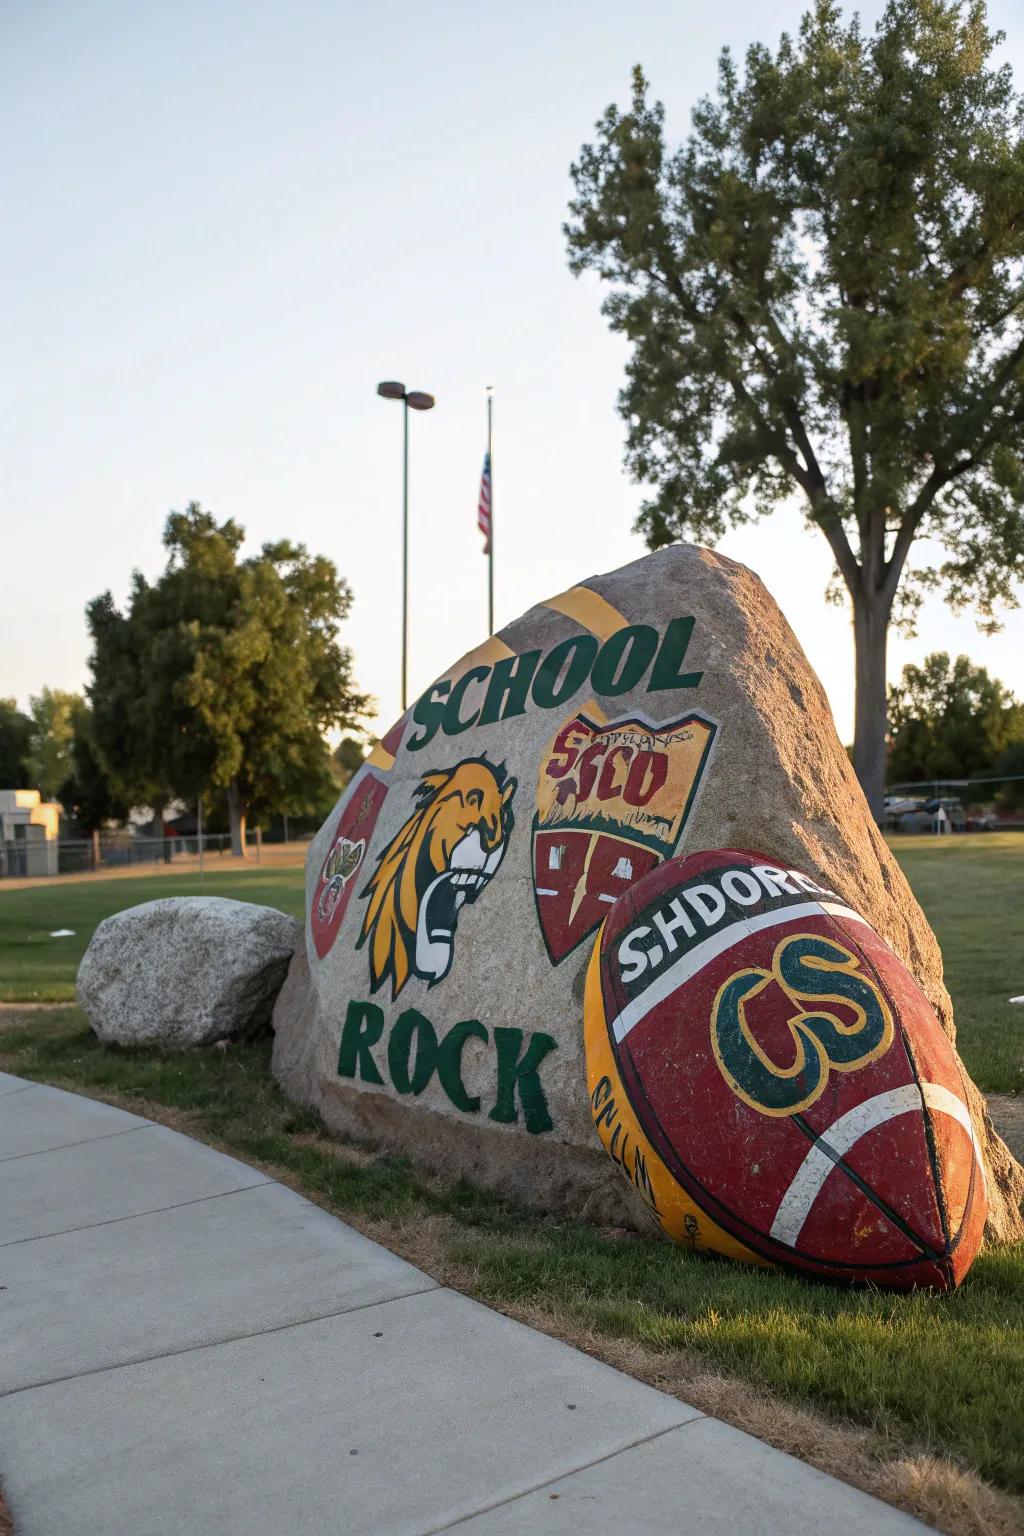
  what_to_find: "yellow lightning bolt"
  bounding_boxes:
[568,833,598,926]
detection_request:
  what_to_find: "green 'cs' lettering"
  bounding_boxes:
[711,934,893,1117]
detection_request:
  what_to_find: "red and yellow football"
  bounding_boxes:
[583,848,986,1290]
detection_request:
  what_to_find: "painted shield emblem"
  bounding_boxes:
[310,770,389,960]
[532,710,716,963]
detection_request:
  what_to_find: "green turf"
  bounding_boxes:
[1,1007,1021,1498]
[0,867,305,1002]
[3,837,1022,1092]
[887,832,1024,1094]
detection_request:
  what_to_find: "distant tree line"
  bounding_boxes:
[887,652,1024,810]
[2,504,371,854]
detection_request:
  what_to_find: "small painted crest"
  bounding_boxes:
[310,772,389,960]
[532,709,716,964]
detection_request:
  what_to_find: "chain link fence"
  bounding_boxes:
[884,774,1024,833]
[0,831,266,880]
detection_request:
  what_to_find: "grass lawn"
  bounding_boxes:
[2,835,1021,1091]
[0,1006,1021,1535]
[0,866,305,1002]
[887,832,1024,1094]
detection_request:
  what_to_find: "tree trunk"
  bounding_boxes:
[852,594,890,821]
[227,780,248,859]
[152,801,171,864]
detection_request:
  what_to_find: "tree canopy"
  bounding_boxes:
[58,699,128,833]
[566,0,1024,814]
[24,688,79,801]
[0,700,32,789]
[87,503,369,853]
[887,651,1023,784]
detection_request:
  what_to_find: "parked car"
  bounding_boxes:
[895,798,966,834]
[882,796,927,832]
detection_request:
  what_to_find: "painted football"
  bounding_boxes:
[583,848,987,1290]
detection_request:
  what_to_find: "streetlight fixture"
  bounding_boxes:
[377,380,436,710]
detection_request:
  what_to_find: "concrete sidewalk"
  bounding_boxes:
[0,1071,930,1535]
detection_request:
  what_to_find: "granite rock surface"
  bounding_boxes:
[272,544,1024,1242]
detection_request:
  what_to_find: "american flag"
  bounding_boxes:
[477,451,492,554]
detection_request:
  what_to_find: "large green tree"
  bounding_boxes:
[566,0,1024,815]
[0,700,32,788]
[89,589,175,831]
[993,738,1024,810]
[88,504,369,855]
[58,699,128,834]
[24,688,80,801]
[887,651,1023,784]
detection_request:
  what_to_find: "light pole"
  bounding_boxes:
[377,380,436,710]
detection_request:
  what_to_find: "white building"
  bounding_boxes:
[0,790,61,877]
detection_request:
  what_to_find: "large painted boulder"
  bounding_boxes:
[272,544,1024,1241]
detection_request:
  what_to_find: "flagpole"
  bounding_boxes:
[486,386,494,634]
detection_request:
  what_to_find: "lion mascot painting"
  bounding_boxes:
[358,757,517,999]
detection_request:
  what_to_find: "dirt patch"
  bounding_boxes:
[0,1478,13,1536]
[0,1003,70,1015]
[989,1095,1024,1164]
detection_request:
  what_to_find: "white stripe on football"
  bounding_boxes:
[770,1082,986,1248]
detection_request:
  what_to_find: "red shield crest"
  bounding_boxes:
[532,710,716,964]
[311,770,389,960]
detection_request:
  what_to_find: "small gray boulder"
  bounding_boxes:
[78,896,302,1048]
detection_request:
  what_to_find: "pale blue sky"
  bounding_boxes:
[3,0,1022,742]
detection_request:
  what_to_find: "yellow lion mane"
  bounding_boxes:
[358,758,515,998]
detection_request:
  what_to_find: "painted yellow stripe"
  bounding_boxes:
[367,634,515,774]
[452,634,515,674]
[366,742,395,771]
[542,584,627,641]
[578,697,608,725]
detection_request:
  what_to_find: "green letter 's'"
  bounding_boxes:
[408,680,452,751]
[442,665,490,736]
